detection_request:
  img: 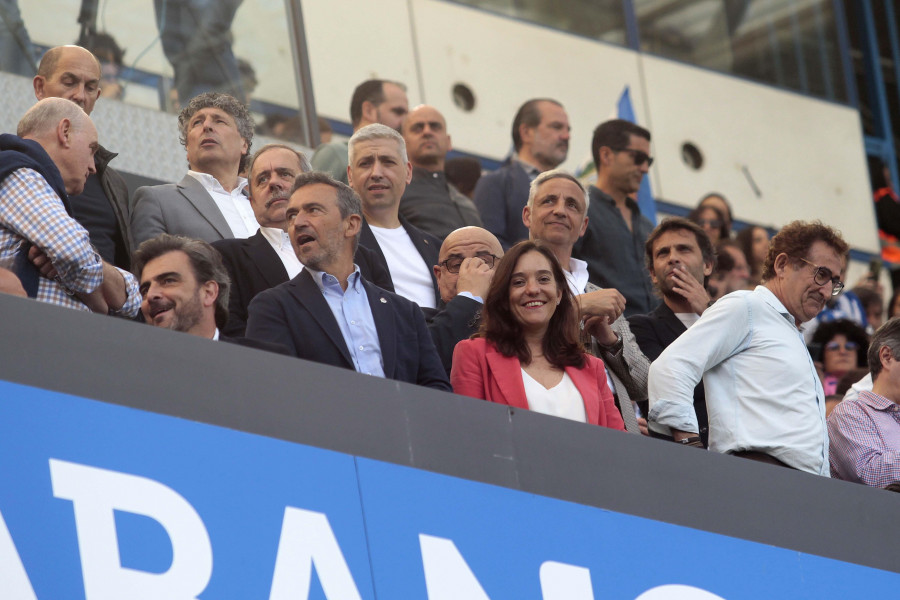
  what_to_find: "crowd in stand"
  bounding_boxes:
[5,45,900,491]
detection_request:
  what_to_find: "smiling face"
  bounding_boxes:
[248,147,305,228]
[347,137,412,214]
[286,183,357,273]
[774,240,844,325]
[823,333,859,376]
[34,46,102,114]
[139,250,215,335]
[650,228,713,298]
[184,107,248,176]
[523,176,588,250]
[508,250,562,335]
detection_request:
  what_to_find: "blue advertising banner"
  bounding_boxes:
[0,380,898,599]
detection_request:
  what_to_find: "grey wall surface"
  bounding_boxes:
[0,294,898,574]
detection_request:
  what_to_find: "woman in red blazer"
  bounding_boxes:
[451,241,624,429]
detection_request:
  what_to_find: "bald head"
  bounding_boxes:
[18,98,98,195]
[435,226,503,303]
[402,105,452,170]
[34,46,102,114]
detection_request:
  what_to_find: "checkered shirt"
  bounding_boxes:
[828,389,900,487]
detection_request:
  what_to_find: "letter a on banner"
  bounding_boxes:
[269,507,362,600]
[49,459,213,600]
[419,534,490,600]
[0,508,37,600]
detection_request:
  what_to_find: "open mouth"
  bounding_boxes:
[148,302,174,320]
[295,234,315,247]
[200,138,218,147]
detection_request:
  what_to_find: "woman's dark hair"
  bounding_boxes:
[478,240,584,369]
[810,318,869,368]
[890,289,900,319]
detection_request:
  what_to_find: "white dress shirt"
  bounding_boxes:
[186,170,257,238]
[260,226,302,279]
[649,286,829,475]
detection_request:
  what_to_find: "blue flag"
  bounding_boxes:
[617,86,657,225]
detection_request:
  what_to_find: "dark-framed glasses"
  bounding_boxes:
[610,147,654,167]
[439,254,499,274]
[798,257,844,296]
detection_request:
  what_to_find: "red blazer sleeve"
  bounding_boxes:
[451,339,488,400]
[587,354,626,431]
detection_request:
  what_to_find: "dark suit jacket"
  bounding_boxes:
[422,294,482,375]
[628,302,709,445]
[359,217,440,306]
[245,269,451,391]
[472,159,531,250]
[131,173,238,250]
[212,230,393,336]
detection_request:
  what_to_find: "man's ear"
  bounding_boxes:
[57,118,72,147]
[201,280,219,307]
[361,100,378,125]
[33,76,46,100]
[344,213,362,239]
[703,259,714,278]
[772,252,790,277]
[522,205,532,229]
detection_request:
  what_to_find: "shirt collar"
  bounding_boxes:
[859,389,900,412]
[187,170,248,196]
[566,257,589,296]
[307,265,362,293]
[753,285,797,327]
[260,226,291,251]
[513,156,542,179]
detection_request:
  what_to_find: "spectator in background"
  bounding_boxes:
[853,285,885,333]
[736,225,769,287]
[828,317,900,487]
[649,220,849,474]
[698,193,733,238]
[33,44,134,269]
[311,79,408,184]
[810,319,869,396]
[399,105,482,240]
[155,0,246,109]
[317,117,332,144]
[131,92,255,248]
[474,98,570,249]
[83,32,125,100]
[0,0,35,77]
[573,119,657,317]
[688,204,728,245]
[236,57,257,105]
[869,156,900,295]
[451,240,625,430]
[445,156,482,199]
[707,239,750,301]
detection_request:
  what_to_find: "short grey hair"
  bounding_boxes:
[868,317,900,380]
[526,168,589,213]
[178,92,254,172]
[248,143,312,177]
[18,97,90,138]
[348,123,408,165]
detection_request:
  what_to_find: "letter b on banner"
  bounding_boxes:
[50,459,213,600]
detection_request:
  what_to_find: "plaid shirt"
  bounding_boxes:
[0,168,139,315]
[828,389,900,487]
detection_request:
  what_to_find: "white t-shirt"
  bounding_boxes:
[369,225,436,309]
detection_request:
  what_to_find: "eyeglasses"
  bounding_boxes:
[439,254,499,274]
[797,257,844,296]
[825,341,859,352]
[610,147,654,167]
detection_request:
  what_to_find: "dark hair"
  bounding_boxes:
[178,92,254,173]
[811,318,869,368]
[132,234,231,329]
[852,286,884,315]
[715,239,741,272]
[478,240,584,369]
[836,367,870,396]
[890,290,900,319]
[445,156,482,197]
[247,143,311,179]
[591,119,651,172]
[698,193,733,226]
[735,225,764,278]
[289,171,362,252]
[868,317,900,379]
[511,99,562,152]
[349,79,405,127]
[644,217,716,285]
[688,204,729,243]
[83,32,124,66]
[761,221,849,282]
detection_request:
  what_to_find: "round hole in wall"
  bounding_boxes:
[681,142,704,170]
[452,83,476,112]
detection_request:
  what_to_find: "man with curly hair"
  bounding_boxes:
[130,92,255,249]
[649,221,849,474]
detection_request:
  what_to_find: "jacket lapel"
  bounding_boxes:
[290,270,353,366]
[364,280,396,378]
[566,365,601,425]
[485,350,529,410]
[177,174,235,239]
[244,230,289,288]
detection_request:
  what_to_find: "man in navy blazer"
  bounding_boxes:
[245,171,450,391]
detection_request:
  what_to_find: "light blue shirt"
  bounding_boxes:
[308,266,385,378]
[648,286,828,476]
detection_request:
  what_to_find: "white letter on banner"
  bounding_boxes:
[539,561,594,600]
[49,458,212,600]
[269,507,362,600]
[636,584,727,600]
[419,534,490,600]
[0,508,37,600]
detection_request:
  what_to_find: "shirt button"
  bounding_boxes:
[359,346,365,351]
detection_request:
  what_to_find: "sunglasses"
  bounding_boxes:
[610,147,654,167]
[825,341,859,352]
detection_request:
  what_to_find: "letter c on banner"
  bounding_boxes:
[636,584,727,600]
[49,459,213,600]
